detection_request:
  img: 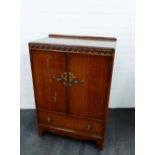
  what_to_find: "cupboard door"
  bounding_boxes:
[69,53,112,119]
[30,51,67,112]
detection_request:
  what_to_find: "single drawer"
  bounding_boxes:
[37,110,104,134]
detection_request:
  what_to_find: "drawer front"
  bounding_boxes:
[38,111,104,134]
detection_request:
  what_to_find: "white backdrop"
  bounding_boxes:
[20,0,135,109]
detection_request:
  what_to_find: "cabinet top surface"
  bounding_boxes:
[30,34,117,49]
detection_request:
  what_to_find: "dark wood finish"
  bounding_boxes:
[69,54,111,119]
[38,110,103,134]
[49,34,117,41]
[38,124,104,149]
[30,51,67,112]
[29,34,116,150]
[29,43,115,56]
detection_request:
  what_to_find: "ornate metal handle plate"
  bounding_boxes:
[68,72,84,86]
[52,72,68,86]
[52,72,84,87]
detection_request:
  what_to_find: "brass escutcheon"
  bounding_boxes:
[52,72,84,86]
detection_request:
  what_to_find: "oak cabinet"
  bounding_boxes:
[29,34,116,149]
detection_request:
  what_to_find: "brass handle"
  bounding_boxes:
[47,117,53,123]
[52,72,84,87]
[67,72,84,86]
[73,79,84,85]
[52,76,64,82]
[52,72,68,86]
[68,79,84,87]
[86,124,93,130]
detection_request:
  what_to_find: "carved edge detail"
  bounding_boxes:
[29,43,114,56]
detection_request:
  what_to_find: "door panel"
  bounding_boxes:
[31,51,67,112]
[69,53,111,119]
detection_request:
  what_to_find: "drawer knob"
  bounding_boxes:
[47,117,53,123]
[86,124,93,130]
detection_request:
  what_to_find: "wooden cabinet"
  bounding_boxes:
[29,34,116,149]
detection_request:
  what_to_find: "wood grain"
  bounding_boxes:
[29,34,116,150]
[69,53,112,119]
[30,51,67,112]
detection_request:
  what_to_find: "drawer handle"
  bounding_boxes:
[86,124,93,130]
[47,117,53,123]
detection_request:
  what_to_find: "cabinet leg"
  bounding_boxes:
[96,140,104,150]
